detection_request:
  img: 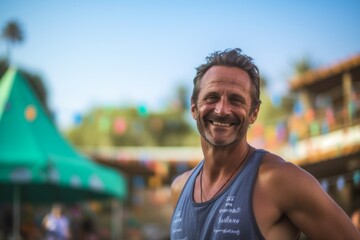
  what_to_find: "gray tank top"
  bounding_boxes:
[170,149,266,240]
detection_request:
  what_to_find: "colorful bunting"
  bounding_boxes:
[251,122,264,138]
[325,107,335,126]
[310,121,320,136]
[304,108,315,122]
[348,101,355,120]
[289,131,298,147]
[25,105,37,122]
[293,100,304,116]
[137,104,148,117]
[353,171,360,185]
[73,112,82,125]
[320,179,329,192]
[99,115,110,132]
[113,117,127,135]
[321,120,329,134]
[336,176,345,191]
[133,175,146,189]
[276,122,287,142]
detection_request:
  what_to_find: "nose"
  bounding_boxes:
[214,97,231,116]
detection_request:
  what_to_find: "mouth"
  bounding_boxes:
[209,120,236,127]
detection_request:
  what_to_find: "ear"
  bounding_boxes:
[249,105,259,124]
[191,101,197,120]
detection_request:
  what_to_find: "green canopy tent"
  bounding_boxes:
[0,69,127,237]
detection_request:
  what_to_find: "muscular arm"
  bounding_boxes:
[284,164,359,239]
[260,156,360,239]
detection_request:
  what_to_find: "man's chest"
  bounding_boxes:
[171,193,262,240]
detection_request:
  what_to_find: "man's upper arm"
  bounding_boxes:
[277,163,360,239]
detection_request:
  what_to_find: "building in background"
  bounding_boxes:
[249,53,360,214]
[285,54,360,214]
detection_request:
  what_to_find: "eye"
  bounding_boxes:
[230,96,245,105]
[206,95,218,103]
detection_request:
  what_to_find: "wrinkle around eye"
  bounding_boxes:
[230,99,243,105]
[229,94,246,104]
[197,99,208,108]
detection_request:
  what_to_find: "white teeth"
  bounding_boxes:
[212,121,231,127]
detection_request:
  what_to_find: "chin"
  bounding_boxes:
[205,136,238,147]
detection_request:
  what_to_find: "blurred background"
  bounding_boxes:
[0,1,360,239]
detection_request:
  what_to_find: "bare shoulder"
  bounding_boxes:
[170,168,194,207]
[258,152,315,186]
[257,152,319,205]
[259,151,303,174]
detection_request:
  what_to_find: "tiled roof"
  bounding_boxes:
[290,54,360,90]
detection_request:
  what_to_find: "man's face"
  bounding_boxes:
[191,66,258,147]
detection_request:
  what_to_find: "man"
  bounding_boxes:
[42,204,71,240]
[170,48,360,239]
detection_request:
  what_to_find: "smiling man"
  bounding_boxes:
[170,48,360,240]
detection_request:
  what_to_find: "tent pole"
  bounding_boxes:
[111,199,123,239]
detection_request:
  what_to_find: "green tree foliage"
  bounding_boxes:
[176,84,190,112]
[66,106,199,147]
[0,59,8,77]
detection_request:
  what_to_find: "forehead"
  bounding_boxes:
[200,66,252,92]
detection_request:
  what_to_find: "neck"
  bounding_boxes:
[197,142,252,202]
[201,138,249,171]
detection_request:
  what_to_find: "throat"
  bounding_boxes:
[198,145,251,202]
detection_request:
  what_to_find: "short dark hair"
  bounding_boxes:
[191,48,261,112]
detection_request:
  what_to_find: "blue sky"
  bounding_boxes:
[1,1,359,129]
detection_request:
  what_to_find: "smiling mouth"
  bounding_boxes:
[210,121,233,127]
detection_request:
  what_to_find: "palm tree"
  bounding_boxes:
[292,55,316,76]
[2,20,24,64]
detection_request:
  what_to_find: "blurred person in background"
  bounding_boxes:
[352,209,360,231]
[42,204,71,240]
[170,48,360,239]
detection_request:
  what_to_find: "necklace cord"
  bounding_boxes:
[200,146,251,202]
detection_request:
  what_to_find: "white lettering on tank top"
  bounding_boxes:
[214,195,242,237]
[171,210,188,240]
